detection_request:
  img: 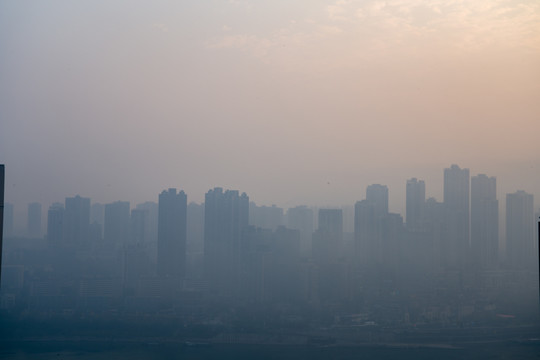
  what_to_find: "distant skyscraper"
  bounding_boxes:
[506,191,534,269]
[249,202,284,230]
[313,209,345,303]
[136,201,158,243]
[443,164,470,269]
[204,187,249,297]
[130,209,147,244]
[90,203,105,237]
[355,184,389,268]
[406,178,425,230]
[366,184,389,217]
[64,195,90,245]
[104,201,130,246]
[471,174,498,269]
[286,206,314,256]
[354,200,377,266]
[313,209,343,264]
[47,203,64,246]
[424,197,445,270]
[27,202,41,238]
[157,189,187,283]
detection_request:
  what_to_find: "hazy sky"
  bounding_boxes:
[1,0,539,215]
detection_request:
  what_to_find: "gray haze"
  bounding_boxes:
[1,1,540,357]
[0,1,539,214]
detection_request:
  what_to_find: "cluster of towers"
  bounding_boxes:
[2,165,537,305]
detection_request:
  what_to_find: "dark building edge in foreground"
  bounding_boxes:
[0,165,4,287]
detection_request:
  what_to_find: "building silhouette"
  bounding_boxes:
[64,195,90,246]
[443,164,470,270]
[130,209,147,244]
[47,203,64,246]
[249,202,284,231]
[471,174,498,270]
[313,209,343,265]
[157,189,187,284]
[286,205,314,256]
[366,184,389,217]
[204,187,249,298]
[313,209,345,303]
[506,191,534,269]
[136,201,158,243]
[355,184,389,269]
[90,203,105,237]
[406,178,425,230]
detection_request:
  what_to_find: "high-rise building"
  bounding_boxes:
[354,200,376,267]
[424,197,445,271]
[47,203,64,246]
[64,195,90,245]
[355,184,389,268]
[286,205,314,256]
[90,203,105,237]
[136,201,158,243]
[471,174,498,270]
[313,209,345,303]
[130,209,147,244]
[366,184,389,217]
[313,209,343,264]
[443,164,470,269]
[104,201,130,246]
[249,202,284,231]
[157,189,187,283]
[506,191,534,269]
[406,178,425,230]
[204,187,249,298]
[27,202,41,238]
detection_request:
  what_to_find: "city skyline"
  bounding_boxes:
[2,163,539,226]
[4,164,537,262]
[1,1,539,356]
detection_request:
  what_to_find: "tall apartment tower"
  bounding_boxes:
[64,195,91,245]
[313,209,343,264]
[366,184,389,217]
[27,202,42,238]
[136,201,158,243]
[506,191,534,269]
[313,209,345,303]
[406,178,425,230]
[443,164,470,269]
[130,209,147,244]
[104,201,130,246]
[47,203,64,246]
[355,184,389,268]
[204,188,249,298]
[471,174,499,270]
[157,189,187,282]
[286,206,314,256]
